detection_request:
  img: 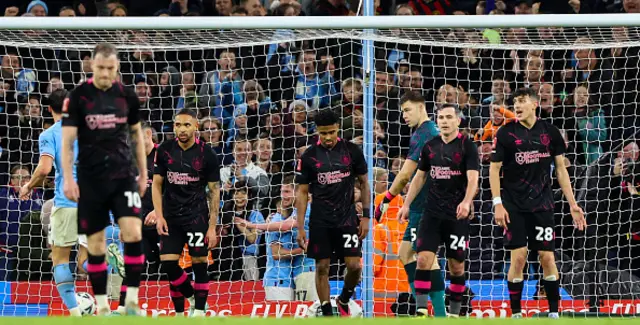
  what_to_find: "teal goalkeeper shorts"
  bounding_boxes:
[402,211,423,244]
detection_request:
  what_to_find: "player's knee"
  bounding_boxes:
[398,242,414,265]
[416,252,432,270]
[191,257,208,264]
[316,262,330,277]
[87,234,107,255]
[120,230,142,243]
[538,252,556,269]
[510,251,527,270]
[448,260,464,276]
[345,261,361,274]
[51,246,72,266]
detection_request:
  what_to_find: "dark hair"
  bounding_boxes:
[314,109,339,127]
[93,43,118,59]
[48,89,68,114]
[175,108,197,119]
[282,174,296,186]
[231,6,248,15]
[513,87,538,100]
[436,103,461,117]
[399,90,425,107]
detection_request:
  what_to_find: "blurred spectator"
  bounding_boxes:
[475,103,515,142]
[215,0,233,15]
[110,4,127,16]
[568,84,607,165]
[200,116,232,165]
[27,1,48,16]
[0,165,43,281]
[4,6,19,16]
[311,0,352,15]
[199,50,244,128]
[58,6,76,16]
[1,51,36,102]
[220,140,269,208]
[242,0,266,16]
[169,0,203,15]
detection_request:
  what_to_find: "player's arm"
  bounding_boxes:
[152,174,165,220]
[22,132,54,199]
[553,156,578,207]
[403,169,427,208]
[270,242,304,260]
[458,140,480,219]
[205,146,222,248]
[207,181,220,230]
[130,123,147,187]
[294,184,309,234]
[375,138,420,220]
[248,218,296,232]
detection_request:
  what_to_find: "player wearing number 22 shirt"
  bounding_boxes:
[295,110,371,317]
[490,88,585,319]
[399,104,479,317]
[152,108,221,317]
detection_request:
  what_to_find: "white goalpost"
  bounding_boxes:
[0,14,639,318]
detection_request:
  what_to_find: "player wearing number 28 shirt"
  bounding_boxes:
[295,110,371,317]
[61,43,147,316]
[490,87,586,319]
[152,108,221,317]
[399,104,479,318]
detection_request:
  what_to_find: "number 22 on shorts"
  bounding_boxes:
[343,234,359,248]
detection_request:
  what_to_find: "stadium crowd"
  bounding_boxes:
[0,0,639,305]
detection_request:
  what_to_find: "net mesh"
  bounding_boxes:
[0,25,638,317]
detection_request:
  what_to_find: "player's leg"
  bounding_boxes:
[531,212,560,318]
[503,208,528,318]
[185,216,211,317]
[112,180,146,314]
[335,227,362,316]
[400,211,420,295]
[50,206,81,316]
[160,226,192,315]
[307,226,333,316]
[443,219,469,317]
[414,217,441,317]
[78,188,111,315]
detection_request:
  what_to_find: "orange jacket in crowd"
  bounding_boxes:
[373,193,409,301]
[474,106,516,142]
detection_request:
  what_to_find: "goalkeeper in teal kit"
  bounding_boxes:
[374,91,446,316]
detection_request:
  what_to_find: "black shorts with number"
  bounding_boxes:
[503,205,555,251]
[307,226,361,260]
[416,216,469,262]
[77,176,142,236]
[160,214,210,257]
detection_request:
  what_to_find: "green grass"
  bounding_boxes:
[4,318,638,325]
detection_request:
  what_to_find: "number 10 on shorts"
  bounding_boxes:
[124,191,141,208]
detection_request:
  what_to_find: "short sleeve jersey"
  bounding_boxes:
[263,212,295,288]
[407,120,440,213]
[154,139,221,224]
[491,119,565,212]
[38,121,78,209]
[61,80,140,180]
[418,133,479,219]
[295,139,367,228]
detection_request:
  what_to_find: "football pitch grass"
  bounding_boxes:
[6,318,638,325]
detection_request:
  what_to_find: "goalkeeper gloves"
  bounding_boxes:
[374,191,396,222]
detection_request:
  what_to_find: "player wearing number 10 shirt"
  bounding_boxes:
[295,110,371,317]
[490,88,586,319]
[152,108,221,317]
[399,104,480,318]
[61,43,147,316]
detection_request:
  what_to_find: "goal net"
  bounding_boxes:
[0,16,638,318]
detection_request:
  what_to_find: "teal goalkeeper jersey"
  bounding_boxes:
[406,120,439,213]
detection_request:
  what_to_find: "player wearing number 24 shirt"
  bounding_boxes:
[490,87,586,319]
[398,104,480,318]
[152,108,221,317]
[295,110,371,317]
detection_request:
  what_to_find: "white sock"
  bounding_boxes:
[125,287,140,305]
[544,275,557,281]
[512,278,523,283]
[95,295,109,311]
[192,309,205,317]
[68,307,82,317]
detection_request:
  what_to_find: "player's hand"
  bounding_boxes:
[374,202,388,222]
[296,229,307,251]
[156,217,169,236]
[144,210,157,226]
[206,226,218,249]
[397,206,409,223]
[570,204,587,231]
[358,218,370,240]
[138,174,148,198]
[19,184,32,201]
[494,204,510,229]
[63,179,80,202]
[456,200,472,219]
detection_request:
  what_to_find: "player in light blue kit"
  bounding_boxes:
[374,91,446,317]
[291,200,316,301]
[20,89,83,316]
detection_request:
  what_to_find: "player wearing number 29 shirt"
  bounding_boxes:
[490,88,586,319]
[398,104,479,318]
[295,110,371,317]
[61,43,147,316]
[152,108,221,317]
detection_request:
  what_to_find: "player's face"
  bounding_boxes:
[317,124,339,149]
[91,53,119,89]
[436,106,460,136]
[513,95,538,121]
[401,101,425,128]
[280,184,295,208]
[173,114,198,144]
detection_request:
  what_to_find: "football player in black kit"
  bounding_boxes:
[61,43,148,316]
[295,109,371,317]
[152,108,221,317]
[398,104,479,318]
[490,88,586,319]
